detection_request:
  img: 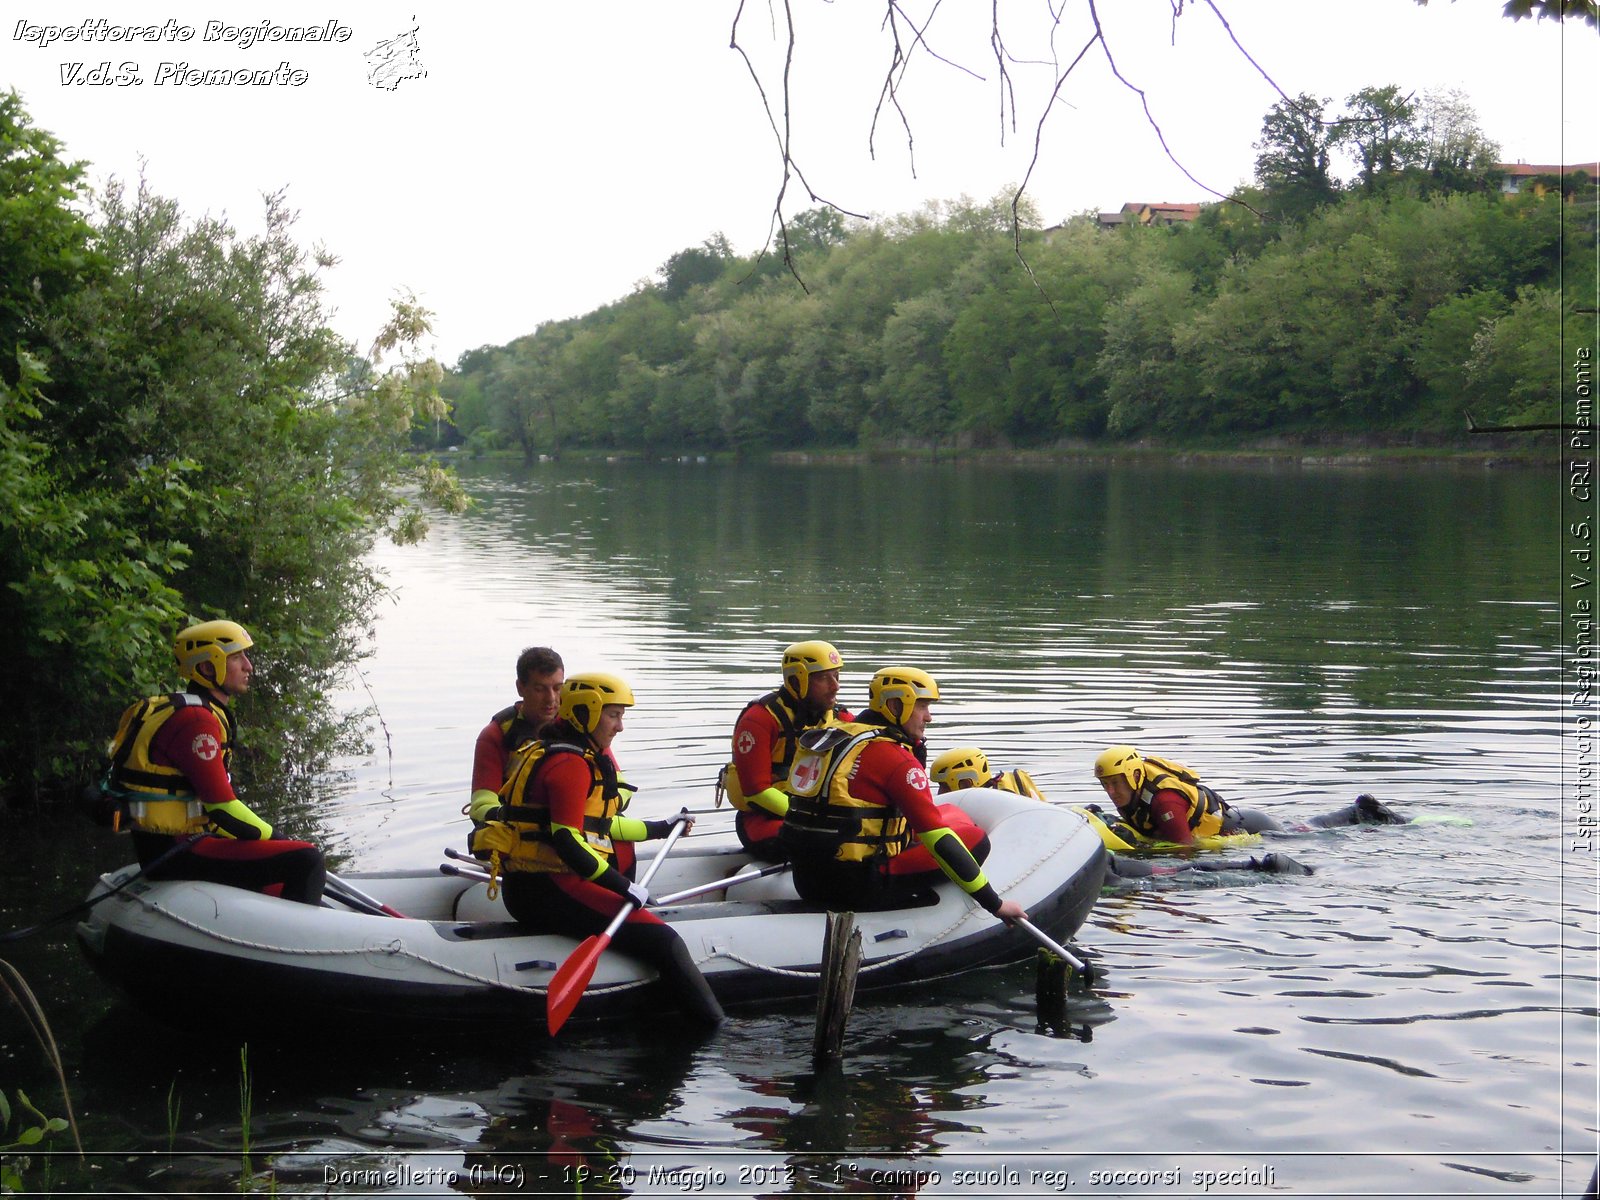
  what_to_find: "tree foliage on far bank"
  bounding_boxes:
[0,92,464,806]
[440,85,1590,458]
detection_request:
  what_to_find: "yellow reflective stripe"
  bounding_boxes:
[205,798,272,840]
[610,815,649,842]
[749,787,790,818]
[469,789,500,824]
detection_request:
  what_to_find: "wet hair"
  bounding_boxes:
[516,646,563,684]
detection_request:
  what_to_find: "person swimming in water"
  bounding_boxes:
[1089,745,1406,847]
[927,746,1320,881]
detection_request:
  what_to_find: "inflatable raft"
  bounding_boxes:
[75,789,1106,1028]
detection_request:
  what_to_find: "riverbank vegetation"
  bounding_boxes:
[440,86,1592,460]
[0,92,465,805]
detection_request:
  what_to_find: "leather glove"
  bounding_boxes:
[623,879,652,908]
[470,821,518,857]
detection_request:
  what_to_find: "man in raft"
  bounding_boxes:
[1092,745,1406,847]
[466,646,641,878]
[778,667,1026,923]
[468,645,565,812]
[471,672,723,1026]
[99,620,326,904]
[722,640,851,862]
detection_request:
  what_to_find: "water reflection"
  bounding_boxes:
[7,458,1582,1197]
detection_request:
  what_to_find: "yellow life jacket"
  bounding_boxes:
[1072,805,1141,852]
[106,691,233,835]
[779,723,911,865]
[496,739,623,874]
[1124,754,1229,840]
[722,691,846,812]
[990,768,1045,800]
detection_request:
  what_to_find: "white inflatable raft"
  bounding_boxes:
[76,789,1105,1028]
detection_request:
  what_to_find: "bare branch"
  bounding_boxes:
[730,0,867,290]
[1088,0,1259,216]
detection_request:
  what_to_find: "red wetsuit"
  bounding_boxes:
[849,739,988,880]
[1135,787,1202,844]
[784,728,998,914]
[499,747,721,1024]
[131,702,324,904]
[474,704,634,875]
[730,698,851,856]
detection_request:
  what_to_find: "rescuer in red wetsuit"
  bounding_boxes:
[1092,745,1406,846]
[779,667,1027,923]
[103,620,325,904]
[723,640,850,861]
[466,646,637,877]
[470,672,723,1026]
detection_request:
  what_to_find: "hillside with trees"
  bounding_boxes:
[441,86,1593,458]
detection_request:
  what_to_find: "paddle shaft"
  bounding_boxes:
[324,872,407,918]
[653,862,789,906]
[545,810,692,1034]
[597,812,690,939]
[1016,917,1089,975]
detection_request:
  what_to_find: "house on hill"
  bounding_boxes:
[1494,161,1598,196]
[1095,201,1203,229]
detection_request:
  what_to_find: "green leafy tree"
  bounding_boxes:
[1336,85,1426,193]
[1462,285,1573,426]
[0,97,464,804]
[1411,288,1508,422]
[1254,93,1340,221]
[1099,262,1205,435]
[1417,88,1501,193]
[0,92,101,382]
[659,234,735,302]
[872,291,957,447]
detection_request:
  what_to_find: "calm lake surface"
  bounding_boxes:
[3,457,1594,1197]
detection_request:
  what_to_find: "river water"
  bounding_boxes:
[2,457,1594,1197]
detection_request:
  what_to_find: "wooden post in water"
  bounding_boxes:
[813,911,862,1068]
[1035,947,1072,1030]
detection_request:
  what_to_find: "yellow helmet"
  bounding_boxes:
[868,667,940,726]
[781,640,843,701]
[560,672,635,734]
[174,620,253,687]
[930,746,989,791]
[1093,745,1145,790]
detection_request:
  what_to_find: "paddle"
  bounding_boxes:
[324,872,407,919]
[1015,916,1095,982]
[652,862,790,906]
[546,809,691,1035]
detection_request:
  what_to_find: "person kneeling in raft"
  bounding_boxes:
[1091,745,1407,848]
[929,746,1313,878]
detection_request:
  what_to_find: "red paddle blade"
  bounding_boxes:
[546,932,610,1035]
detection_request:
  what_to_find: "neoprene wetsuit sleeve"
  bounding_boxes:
[468,790,502,824]
[919,828,1002,914]
[205,798,274,840]
[609,815,653,842]
[747,786,790,818]
[549,822,609,879]
[551,822,634,898]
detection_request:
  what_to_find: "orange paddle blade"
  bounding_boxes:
[546,932,610,1034]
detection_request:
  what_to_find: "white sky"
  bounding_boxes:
[4,1,1595,366]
